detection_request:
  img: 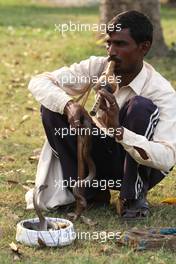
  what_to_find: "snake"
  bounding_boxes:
[33,185,58,231]
[71,119,96,220]
[33,120,96,225]
[33,185,48,230]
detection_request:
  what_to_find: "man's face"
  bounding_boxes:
[106,28,148,75]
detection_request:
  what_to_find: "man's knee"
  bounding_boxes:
[40,105,67,127]
[120,96,159,135]
[125,96,157,122]
[128,96,155,114]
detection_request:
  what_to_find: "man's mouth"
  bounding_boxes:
[108,55,122,63]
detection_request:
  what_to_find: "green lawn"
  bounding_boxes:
[0,1,176,263]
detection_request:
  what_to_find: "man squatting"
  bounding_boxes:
[28,11,176,220]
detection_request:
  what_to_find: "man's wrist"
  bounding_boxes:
[114,126,124,141]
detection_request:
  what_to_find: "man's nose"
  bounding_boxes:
[108,43,117,57]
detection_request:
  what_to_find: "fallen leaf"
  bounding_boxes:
[28,148,41,161]
[27,100,34,105]
[9,242,22,260]
[13,143,20,147]
[25,131,32,137]
[54,222,69,229]
[16,168,25,173]
[25,106,37,112]
[9,242,19,253]
[161,197,176,205]
[11,77,20,83]
[26,180,35,185]
[1,156,15,162]
[7,180,19,185]
[4,170,14,175]
[13,59,20,65]
[100,245,111,254]
[4,125,15,132]
[20,115,30,124]
[28,93,32,98]
[80,215,97,226]
[28,155,39,161]
[24,74,30,80]
[23,51,28,57]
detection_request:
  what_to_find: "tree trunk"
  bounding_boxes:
[167,0,176,3]
[100,0,168,56]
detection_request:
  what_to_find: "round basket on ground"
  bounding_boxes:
[16,217,76,247]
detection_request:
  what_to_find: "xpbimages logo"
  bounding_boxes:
[54,178,121,190]
[54,21,121,36]
[58,74,121,86]
[64,230,121,243]
[54,126,122,138]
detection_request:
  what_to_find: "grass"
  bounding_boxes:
[0,0,176,263]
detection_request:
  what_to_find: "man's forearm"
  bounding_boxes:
[28,74,72,114]
[115,127,175,172]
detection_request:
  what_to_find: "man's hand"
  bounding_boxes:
[98,88,120,130]
[64,100,92,128]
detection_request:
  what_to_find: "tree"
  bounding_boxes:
[167,0,176,3]
[100,0,168,56]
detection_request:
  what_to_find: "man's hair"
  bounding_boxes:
[107,10,153,44]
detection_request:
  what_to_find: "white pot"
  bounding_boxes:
[16,217,76,247]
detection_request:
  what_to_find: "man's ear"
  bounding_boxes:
[139,41,152,56]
